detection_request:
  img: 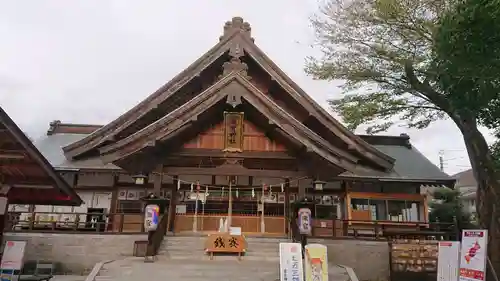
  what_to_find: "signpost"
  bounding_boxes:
[279,242,305,281]
[459,230,488,281]
[438,241,460,281]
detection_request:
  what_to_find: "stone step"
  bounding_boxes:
[99,259,280,281]
[94,258,351,281]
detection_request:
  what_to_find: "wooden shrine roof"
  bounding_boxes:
[0,107,83,206]
[62,17,394,171]
[35,122,453,184]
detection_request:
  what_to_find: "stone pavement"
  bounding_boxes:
[94,258,351,281]
[51,276,86,281]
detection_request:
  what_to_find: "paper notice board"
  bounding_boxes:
[438,241,460,281]
[1,241,27,270]
[459,230,488,281]
[279,242,304,281]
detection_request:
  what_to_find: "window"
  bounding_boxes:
[117,200,143,214]
[351,199,369,210]
[350,198,421,222]
[387,200,420,222]
[315,205,338,219]
[369,200,387,220]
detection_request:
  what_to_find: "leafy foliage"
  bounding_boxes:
[433,0,500,128]
[306,0,500,133]
[429,188,474,230]
[307,0,500,275]
[306,0,447,133]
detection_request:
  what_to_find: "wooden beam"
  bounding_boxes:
[163,166,307,178]
[1,176,53,186]
[169,149,296,160]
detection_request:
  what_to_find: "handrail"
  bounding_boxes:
[146,212,169,257]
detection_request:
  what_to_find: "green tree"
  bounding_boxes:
[429,188,473,230]
[306,0,500,276]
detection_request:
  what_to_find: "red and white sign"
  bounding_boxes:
[1,240,27,270]
[459,230,488,281]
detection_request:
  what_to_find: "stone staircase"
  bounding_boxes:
[95,258,281,281]
[93,234,353,281]
[158,235,286,261]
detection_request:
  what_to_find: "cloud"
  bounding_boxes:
[0,0,491,175]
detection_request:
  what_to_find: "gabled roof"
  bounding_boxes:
[452,169,476,188]
[99,72,377,174]
[0,106,83,206]
[62,17,394,171]
[34,123,452,183]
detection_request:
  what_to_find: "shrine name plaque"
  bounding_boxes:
[223,112,244,152]
[205,234,247,260]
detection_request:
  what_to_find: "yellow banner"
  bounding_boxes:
[305,244,328,281]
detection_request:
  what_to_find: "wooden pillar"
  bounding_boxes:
[108,174,119,232]
[0,195,8,241]
[298,178,306,200]
[345,181,352,225]
[167,175,178,232]
[153,164,163,196]
[284,178,290,234]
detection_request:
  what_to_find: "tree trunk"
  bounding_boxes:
[454,115,500,281]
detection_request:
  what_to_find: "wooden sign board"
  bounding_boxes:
[205,234,247,260]
[223,112,244,152]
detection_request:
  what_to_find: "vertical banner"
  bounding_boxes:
[459,230,488,281]
[298,208,312,235]
[279,242,304,281]
[144,204,159,231]
[305,244,328,281]
[438,241,460,281]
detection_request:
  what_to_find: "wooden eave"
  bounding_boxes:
[63,18,394,172]
[0,107,83,206]
[62,31,244,160]
[98,73,381,175]
[238,37,395,170]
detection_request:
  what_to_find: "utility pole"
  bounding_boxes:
[439,150,444,172]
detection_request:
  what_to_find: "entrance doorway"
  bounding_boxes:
[173,188,286,235]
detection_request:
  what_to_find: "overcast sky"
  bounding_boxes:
[0,0,494,175]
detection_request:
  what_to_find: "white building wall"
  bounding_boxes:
[11,191,112,227]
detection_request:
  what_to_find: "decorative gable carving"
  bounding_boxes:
[219,17,253,42]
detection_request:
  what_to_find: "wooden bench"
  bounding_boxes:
[204,234,247,260]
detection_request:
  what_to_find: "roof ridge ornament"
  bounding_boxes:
[219,17,254,42]
[221,57,250,79]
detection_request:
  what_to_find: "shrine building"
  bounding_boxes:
[8,17,454,237]
[0,106,82,239]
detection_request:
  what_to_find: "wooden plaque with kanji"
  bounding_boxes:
[223,112,244,152]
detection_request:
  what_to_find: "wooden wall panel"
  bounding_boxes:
[182,120,287,152]
[77,172,114,187]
